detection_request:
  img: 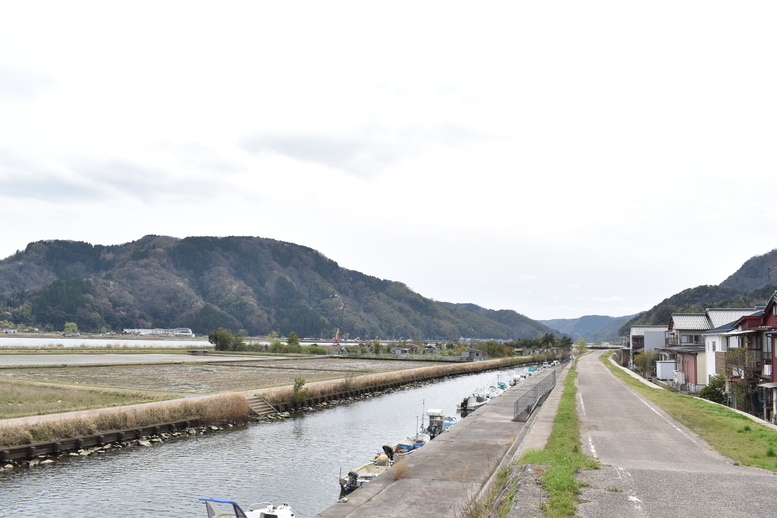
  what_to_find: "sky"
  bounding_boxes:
[1,1,775,321]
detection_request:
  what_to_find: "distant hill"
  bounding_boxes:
[539,314,635,342]
[0,235,553,340]
[446,303,559,338]
[720,248,777,292]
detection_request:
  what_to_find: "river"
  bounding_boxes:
[0,366,525,517]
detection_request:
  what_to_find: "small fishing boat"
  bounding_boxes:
[425,408,456,438]
[394,430,431,452]
[199,497,295,518]
[339,451,394,492]
[457,393,488,412]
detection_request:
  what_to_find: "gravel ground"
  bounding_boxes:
[0,358,445,394]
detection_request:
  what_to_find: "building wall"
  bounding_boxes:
[644,331,665,353]
[678,352,698,384]
[696,351,707,386]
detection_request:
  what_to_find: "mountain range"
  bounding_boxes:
[538,314,636,342]
[0,235,558,340]
[3,236,775,342]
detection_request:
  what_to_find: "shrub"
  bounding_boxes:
[699,374,727,405]
[291,378,308,409]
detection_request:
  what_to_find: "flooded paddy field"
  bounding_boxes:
[0,357,447,394]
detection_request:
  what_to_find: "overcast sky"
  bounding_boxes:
[1,2,775,321]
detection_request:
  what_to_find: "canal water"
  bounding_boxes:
[0,366,527,517]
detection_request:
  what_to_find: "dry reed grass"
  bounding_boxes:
[257,358,521,407]
[0,393,249,447]
[392,457,408,480]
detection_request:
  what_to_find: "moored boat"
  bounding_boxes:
[425,408,456,438]
[457,393,488,412]
[339,451,394,492]
[394,430,431,452]
[199,497,295,518]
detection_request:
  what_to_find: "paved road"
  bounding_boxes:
[576,353,777,517]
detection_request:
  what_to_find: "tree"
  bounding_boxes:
[64,322,78,334]
[291,377,308,409]
[208,328,243,351]
[633,350,657,378]
[287,331,300,347]
[725,347,755,412]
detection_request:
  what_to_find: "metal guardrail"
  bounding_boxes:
[513,370,556,422]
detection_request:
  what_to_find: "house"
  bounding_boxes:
[629,325,668,354]
[627,325,667,369]
[461,347,484,362]
[659,308,757,392]
[716,296,777,421]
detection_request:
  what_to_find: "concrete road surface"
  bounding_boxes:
[575,352,777,518]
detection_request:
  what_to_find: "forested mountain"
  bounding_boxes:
[618,247,777,336]
[0,235,554,340]
[539,314,635,342]
[720,249,777,292]
[445,303,558,338]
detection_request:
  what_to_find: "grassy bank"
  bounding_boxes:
[0,380,177,419]
[517,359,597,517]
[601,353,777,472]
[0,393,249,447]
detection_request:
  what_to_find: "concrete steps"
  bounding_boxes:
[246,395,279,417]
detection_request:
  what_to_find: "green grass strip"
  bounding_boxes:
[519,359,598,517]
[600,353,777,472]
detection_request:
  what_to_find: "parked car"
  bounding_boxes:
[551,360,560,366]
[541,361,550,368]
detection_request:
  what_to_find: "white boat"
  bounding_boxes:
[457,393,488,412]
[199,497,295,518]
[339,452,394,492]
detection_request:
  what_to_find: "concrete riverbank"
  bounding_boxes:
[317,365,568,517]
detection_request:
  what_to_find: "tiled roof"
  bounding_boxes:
[671,314,711,331]
[706,308,759,328]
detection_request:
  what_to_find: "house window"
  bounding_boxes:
[711,340,716,352]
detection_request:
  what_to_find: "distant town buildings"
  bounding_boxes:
[122,328,194,337]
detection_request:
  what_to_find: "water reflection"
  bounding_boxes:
[0,367,522,517]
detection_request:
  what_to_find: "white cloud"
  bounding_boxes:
[1,1,775,320]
